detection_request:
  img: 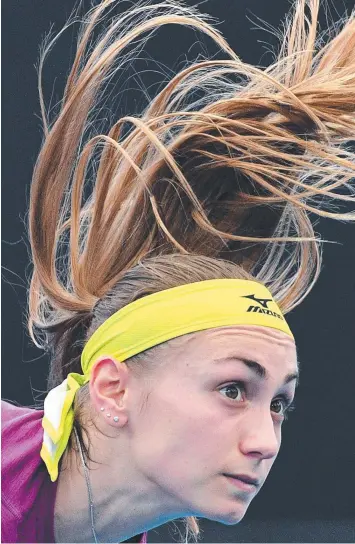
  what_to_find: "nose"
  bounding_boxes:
[238,407,280,460]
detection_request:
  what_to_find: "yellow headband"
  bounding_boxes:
[41,279,293,481]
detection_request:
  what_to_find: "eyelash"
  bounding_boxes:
[218,381,296,421]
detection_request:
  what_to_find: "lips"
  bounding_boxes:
[224,473,260,487]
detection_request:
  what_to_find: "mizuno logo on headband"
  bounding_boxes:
[242,294,273,309]
[243,293,283,320]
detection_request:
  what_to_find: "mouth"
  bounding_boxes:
[223,473,260,492]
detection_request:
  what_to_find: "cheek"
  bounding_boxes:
[131,385,224,485]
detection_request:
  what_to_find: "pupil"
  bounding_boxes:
[227,385,239,399]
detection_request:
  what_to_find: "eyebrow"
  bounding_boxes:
[213,357,300,387]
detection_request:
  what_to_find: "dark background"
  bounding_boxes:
[2,0,355,542]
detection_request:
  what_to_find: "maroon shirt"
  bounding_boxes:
[1,401,148,543]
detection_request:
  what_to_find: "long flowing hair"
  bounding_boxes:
[26,0,355,541]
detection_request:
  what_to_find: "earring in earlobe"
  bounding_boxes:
[100,407,118,422]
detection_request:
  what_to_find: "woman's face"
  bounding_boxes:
[130,325,298,524]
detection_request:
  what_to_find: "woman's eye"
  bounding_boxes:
[219,383,296,420]
[271,399,284,414]
[271,398,296,420]
[219,383,244,401]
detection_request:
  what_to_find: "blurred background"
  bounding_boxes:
[2,0,355,541]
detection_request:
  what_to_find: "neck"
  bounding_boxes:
[53,426,186,543]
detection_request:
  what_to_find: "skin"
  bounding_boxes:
[54,325,298,543]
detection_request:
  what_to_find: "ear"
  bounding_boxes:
[89,356,130,428]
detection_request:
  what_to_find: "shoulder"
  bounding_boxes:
[1,399,43,429]
[1,400,44,460]
[2,399,45,493]
[1,400,45,512]
[1,400,57,542]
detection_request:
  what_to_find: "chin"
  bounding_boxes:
[220,510,247,525]
[199,500,249,525]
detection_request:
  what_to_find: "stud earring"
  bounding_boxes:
[106,413,111,418]
[113,416,119,422]
[100,407,104,411]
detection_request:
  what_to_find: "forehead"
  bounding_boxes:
[170,324,298,374]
